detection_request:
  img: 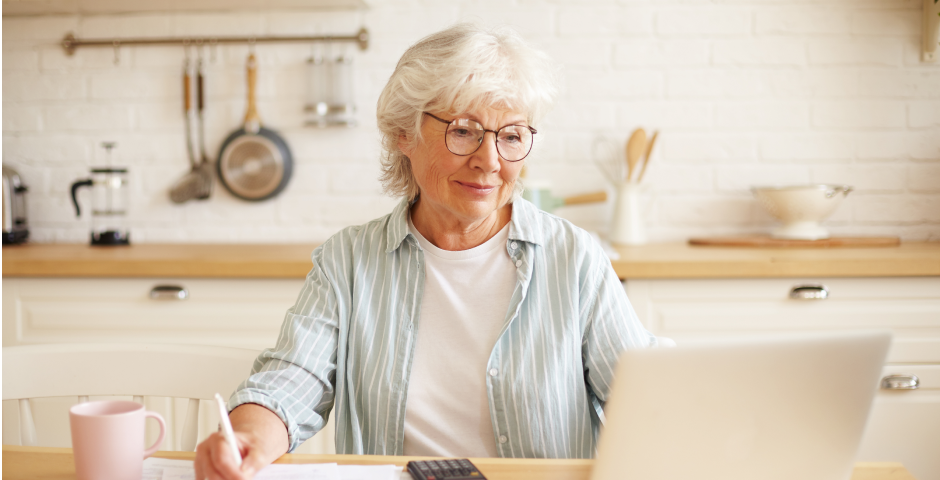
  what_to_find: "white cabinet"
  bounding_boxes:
[857,365,940,480]
[625,277,940,480]
[1,277,336,455]
[1,278,304,349]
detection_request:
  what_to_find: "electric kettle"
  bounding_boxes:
[2,165,29,244]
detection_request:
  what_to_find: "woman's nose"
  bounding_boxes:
[471,132,502,172]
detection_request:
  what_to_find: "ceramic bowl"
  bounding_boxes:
[751,185,853,240]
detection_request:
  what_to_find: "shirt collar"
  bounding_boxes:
[506,197,543,246]
[385,196,545,253]
[385,197,414,253]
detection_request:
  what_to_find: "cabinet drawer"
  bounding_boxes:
[859,364,940,480]
[625,277,940,363]
[2,278,305,349]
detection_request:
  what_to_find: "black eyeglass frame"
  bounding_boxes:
[423,112,537,162]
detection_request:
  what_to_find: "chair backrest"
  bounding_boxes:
[2,343,259,451]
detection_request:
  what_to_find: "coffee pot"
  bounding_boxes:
[70,143,130,245]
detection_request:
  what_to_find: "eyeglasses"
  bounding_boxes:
[424,112,537,162]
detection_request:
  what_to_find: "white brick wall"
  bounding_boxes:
[2,0,939,244]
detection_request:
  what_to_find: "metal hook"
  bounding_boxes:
[112,39,120,65]
[195,38,204,65]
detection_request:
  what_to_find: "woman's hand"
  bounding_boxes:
[195,404,290,480]
[195,430,261,480]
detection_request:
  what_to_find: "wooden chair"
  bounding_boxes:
[2,343,259,451]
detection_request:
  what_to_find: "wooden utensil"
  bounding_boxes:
[626,128,647,182]
[636,130,658,183]
[563,191,608,206]
[169,58,211,203]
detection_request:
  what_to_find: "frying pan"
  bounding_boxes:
[217,53,293,201]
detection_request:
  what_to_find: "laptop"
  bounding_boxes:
[591,331,891,480]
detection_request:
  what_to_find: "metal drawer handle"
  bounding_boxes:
[149,285,189,300]
[788,284,829,300]
[881,374,919,390]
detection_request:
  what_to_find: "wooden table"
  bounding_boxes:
[1,445,919,480]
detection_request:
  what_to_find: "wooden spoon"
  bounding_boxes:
[625,128,647,182]
[636,130,658,183]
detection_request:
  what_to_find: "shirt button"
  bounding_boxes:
[510,241,518,249]
[489,368,498,377]
[515,260,522,267]
[498,435,508,444]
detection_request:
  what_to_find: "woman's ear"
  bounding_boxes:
[398,135,414,158]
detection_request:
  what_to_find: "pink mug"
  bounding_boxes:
[69,400,166,480]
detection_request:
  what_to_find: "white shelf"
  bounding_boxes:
[2,0,367,16]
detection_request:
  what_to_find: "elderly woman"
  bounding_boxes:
[196,23,655,480]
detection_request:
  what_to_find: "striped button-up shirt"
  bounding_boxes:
[230,197,656,458]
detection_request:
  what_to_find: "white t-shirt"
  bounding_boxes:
[402,216,517,457]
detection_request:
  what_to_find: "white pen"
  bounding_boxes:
[214,393,243,467]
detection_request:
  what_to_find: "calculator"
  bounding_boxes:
[406,459,487,480]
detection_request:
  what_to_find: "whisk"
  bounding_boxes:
[592,136,624,187]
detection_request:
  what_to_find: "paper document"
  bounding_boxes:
[338,464,403,480]
[162,466,195,480]
[143,458,198,480]
[257,463,339,480]
[143,457,402,480]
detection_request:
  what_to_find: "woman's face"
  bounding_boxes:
[400,106,528,227]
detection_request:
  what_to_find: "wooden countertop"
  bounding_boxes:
[611,241,940,278]
[3,242,939,279]
[0,446,920,480]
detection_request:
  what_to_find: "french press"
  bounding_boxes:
[70,143,130,245]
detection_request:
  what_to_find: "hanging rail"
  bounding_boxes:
[61,27,369,55]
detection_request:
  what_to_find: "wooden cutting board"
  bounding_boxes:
[689,236,901,248]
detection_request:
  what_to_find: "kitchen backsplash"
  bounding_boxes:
[3,0,939,243]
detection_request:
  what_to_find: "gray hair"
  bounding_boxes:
[376,23,560,200]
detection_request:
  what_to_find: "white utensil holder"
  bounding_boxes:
[610,182,648,246]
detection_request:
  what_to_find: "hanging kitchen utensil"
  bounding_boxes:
[305,45,329,126]
[636,130,658,183]
[305,42,356,127]
[195,52,213,197]
[169,54,211,203]
[625,128,647,183]
[217,53,293,201]
[328,54,356,126]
